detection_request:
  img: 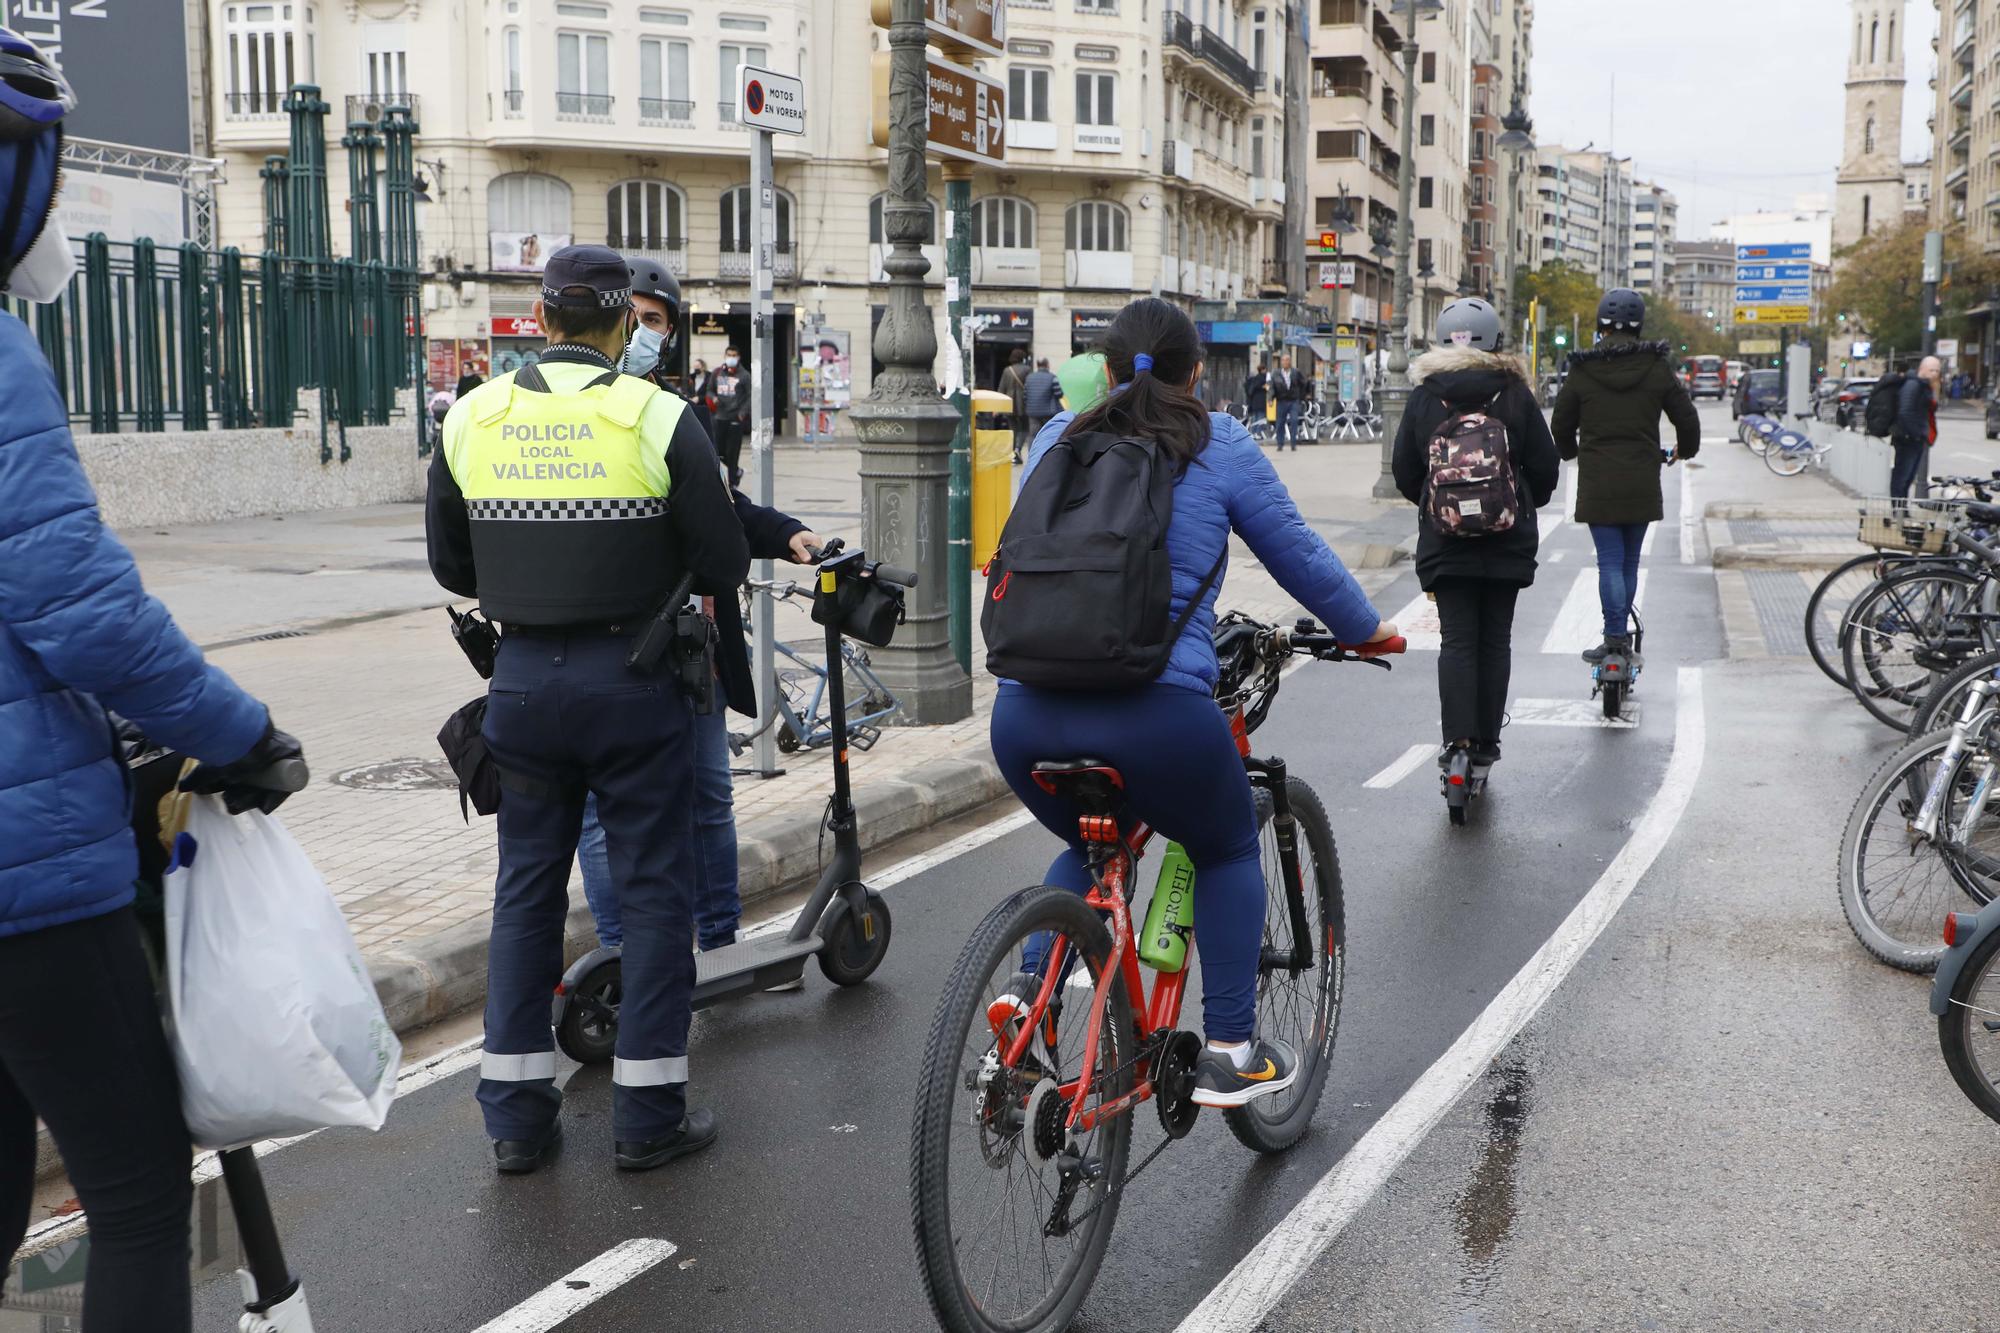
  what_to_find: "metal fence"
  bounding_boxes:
[6,233,421,452]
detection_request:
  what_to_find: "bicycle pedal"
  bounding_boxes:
[849,727,882,751]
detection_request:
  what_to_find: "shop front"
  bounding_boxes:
[489,314,544,377]
[974,307,1035,391]
[1070,308,1117,355]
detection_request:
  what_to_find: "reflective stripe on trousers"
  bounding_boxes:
[613,1055,689,1087]
[481,1051,558,1081]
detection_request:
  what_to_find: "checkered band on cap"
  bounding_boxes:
[467,497,668,520]
[541,283,632,309]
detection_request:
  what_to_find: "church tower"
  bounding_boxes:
[1835,0,1908,255]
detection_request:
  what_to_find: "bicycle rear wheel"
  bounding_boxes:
[1939,924,2000,1125]
[1843,566,1987,732]
[1804,552,1888,689]
[1839,730,2000,972]
[911,886,1135,1333]
[1225,778,1345,1154]
[1765,444,1809,476]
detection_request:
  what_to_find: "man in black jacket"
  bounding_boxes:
[1891,356,1941,499]
[1392,298,1560,769]
[1272,354,1310,451]
[710,345,751,484]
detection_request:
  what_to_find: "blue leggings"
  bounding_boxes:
[1589,522,1647,638]
[989,682,1265,1042]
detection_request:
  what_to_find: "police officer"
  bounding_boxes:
[427,244,749,1173]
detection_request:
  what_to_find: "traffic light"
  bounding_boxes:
[1553,332,1568,348]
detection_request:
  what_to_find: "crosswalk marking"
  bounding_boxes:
[471,1239,679,1333]
[1507,697,1640,729]
[1363,743,1437,790]
[1539,569,1647,657]
[1386,589,1441,651]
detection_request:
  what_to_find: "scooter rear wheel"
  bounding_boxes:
[818,891,893,986]
[1601,678,1626,720]
[555,959,621,1064]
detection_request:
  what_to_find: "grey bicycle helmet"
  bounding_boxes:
[1436,297,1502,352]
[1596,287,1645,334]
[624,256,682,328]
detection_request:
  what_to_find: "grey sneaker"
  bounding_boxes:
[1582,636,1629,665]
[1190,1037,1298,1108]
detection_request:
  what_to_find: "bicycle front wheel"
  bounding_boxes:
[1939,924,2000,1124]
[1765,444,1809,476]
[911,886,1135,1333]
[1916,650,2000,737]
[1843,567,1987,732]
[1226,778,1345,1154]
[1804,552,1888,689]
[1839,730,2000,972]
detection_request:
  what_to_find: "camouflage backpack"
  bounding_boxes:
[1421,392,1520,539]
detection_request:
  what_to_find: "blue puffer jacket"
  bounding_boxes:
[0,314,268,938]
[1023,410,1382,695]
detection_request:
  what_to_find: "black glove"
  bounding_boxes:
[179,722,309,816]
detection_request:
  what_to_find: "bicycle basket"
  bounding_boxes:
[1857,497,1954,554]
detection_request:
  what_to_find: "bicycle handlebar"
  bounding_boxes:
[241,757,310,793]
[1954,527,2000,567]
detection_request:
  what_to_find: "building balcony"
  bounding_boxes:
[1951,122,1974,153]
[1259,258,1286,295]
[719,100,745,130]
[614,240,688,277]
[1948,162,1971,192]
[638,98,696,128]
[556,92,615,122]
[719,244,798,282]
[1164,139,1196,180]
[1953,71,1975,107]
[1162,11,1262,100]
[502,88,525,119]
[971,246,1042,288]
[1067,249,1136,290]
[222,91,288,120]
[343,93,421,127]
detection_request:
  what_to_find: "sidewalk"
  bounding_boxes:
[126,444,1414,1035]
[1692,422,1864,570]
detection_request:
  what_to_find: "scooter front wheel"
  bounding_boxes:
[818,891,893,986]
[555,957,621,1064]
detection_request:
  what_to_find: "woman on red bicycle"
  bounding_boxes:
[988,299,1396,1108]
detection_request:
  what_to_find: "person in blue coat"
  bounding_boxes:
[0,33,306,1332]
[988,298,1396,1110]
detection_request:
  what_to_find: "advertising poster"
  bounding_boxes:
[489,232,569,273]
[799,327,852,409]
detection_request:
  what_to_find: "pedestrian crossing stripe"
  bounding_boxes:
[1507,697,1640,729]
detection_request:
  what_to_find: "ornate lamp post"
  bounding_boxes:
[1495,85,1534,328]
[1372,0,1442,501]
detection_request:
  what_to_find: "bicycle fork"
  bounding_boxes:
[1913,679,2000,843]
[1248,758,1315,974]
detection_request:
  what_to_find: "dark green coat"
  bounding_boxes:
[1550,336,1702,525]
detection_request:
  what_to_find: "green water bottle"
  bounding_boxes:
[1138,842,1197,972]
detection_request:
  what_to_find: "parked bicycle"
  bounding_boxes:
[732,577,901,754]
[908,612,1403,1333]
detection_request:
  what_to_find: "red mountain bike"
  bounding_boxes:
[909,612,1404,1333]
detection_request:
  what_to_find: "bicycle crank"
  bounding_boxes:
[1153,1031,1203,1140]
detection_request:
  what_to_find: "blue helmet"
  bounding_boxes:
[0,29,71,287]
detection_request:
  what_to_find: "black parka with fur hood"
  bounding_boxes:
[1550,334,1701,525]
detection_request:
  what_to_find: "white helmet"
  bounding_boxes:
[1436,297,1502,352]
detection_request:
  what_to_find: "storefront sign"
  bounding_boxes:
[691,312,730,338]
[490,315,542,339]
[977,306,1034,338]
[1071,309,1117,337]
[1196,320,1263,345]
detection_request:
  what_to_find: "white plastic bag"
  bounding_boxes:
[164,795,401,1147]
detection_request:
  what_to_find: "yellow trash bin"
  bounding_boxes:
[971,389,1014,569]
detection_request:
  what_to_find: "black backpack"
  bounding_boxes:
[981,431,1223,690]
[1864,373,1908,438]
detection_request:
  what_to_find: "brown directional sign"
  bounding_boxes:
[871,0,1006,58]
[924,55,1007,165]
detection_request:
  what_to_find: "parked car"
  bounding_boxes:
[1829,376,1878,429]
[1681,354,1727,401]
[1733,368,1784,419]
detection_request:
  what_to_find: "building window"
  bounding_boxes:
[1419,114,1434,147]
[868,192,939,245]
[1471,129,1487,162]
[556,30,612,116]
[1421,51,1435,83]
[1319,0,1361,22]
[1076,70,1117,125]
[638,37,691,120]
[1862,194,1872,236]
[607,180,685,250]
[502,27,523,114]
[719,43,770,121]
[1251,116,1265,177]
[971,196,1038,248]
[1419,176,1433,208]
[362,24,408,100]
[1252,9,1267,72]
[1076,0,1118,11]
[720,13,767,29]
[1316,129,1361,159]
[223,4,305,116]
[1010,65,1051,121]
[721,184,794,251]
[489,172,573,268]
[1065,199,1129,252]
[1863,113,1876,155]
[1418,238,1432,271]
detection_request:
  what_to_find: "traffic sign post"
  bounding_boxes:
[1732,243,1813,345]
[740,63,806,776]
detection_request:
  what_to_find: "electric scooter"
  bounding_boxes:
[126,740,318,1332]
[552,541,913,1063]
[1440,743,1492,827]
[1592,606,1644,721]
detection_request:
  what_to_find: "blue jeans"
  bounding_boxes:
[578,705,740,952]
[1274,398,1299,449]
[990,682,1265,1042]
[1589,522,1647,639]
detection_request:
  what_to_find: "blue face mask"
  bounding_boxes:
[621,322,665,378]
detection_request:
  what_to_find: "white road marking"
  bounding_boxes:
[1362,743,1436,790]
[1506,696,1640,730]
[1538,515,1566,548]
[1639,524,1657,558]
[1173,667,1706,1333]
[1384,589,1441,652]
[1679,461,1697,565]
[469,1238,679,1333]
[1539,569,1647,657]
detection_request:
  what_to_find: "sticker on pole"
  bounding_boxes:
[740,65,806,136]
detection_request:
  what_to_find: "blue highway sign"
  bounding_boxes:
[1736,263,1812,283]
[1734,283,1812,303]
[1736,242,1812,262]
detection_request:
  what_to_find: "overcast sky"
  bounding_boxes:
[1529,0,1936,238]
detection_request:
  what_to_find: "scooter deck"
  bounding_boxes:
[693,933,823,1009]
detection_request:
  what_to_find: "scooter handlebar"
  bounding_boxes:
[873,563,919,589]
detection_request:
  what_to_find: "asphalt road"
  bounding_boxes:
[21,404,1990,1332]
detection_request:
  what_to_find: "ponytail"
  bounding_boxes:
[1062,297,1211,468]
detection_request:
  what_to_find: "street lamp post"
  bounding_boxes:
[845,0,972,723]
[1371,0,1440,501]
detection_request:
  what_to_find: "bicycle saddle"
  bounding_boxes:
[1030,760,1125,815]
[1966,501,2000,527]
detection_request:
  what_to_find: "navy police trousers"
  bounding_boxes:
[478,629,697,1142]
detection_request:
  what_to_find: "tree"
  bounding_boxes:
[1515,260,1603,360]
[1824,219,2000,357]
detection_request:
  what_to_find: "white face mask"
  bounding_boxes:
[4,219,75,304]
[724,355,740,368]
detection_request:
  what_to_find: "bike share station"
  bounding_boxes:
[553,64,912,1059]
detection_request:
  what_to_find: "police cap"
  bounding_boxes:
[540,243,632,310]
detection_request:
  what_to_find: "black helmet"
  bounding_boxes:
[624,256,682,328]
[1596,287,1645,334]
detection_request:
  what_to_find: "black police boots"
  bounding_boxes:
[614,1108,720,1171]
[493,1121,563,1175]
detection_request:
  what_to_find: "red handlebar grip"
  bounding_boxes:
[1344,636,1407,657]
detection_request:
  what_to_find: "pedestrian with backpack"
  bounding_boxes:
[1551,288,1701,665]
[981,298,1397,1108]
[1392,298,1560,771]
[1884,356,1941,499]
